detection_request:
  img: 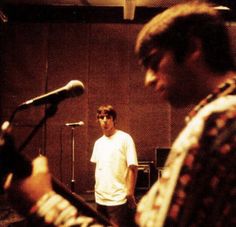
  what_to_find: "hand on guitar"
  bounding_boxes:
[0,125,109,226]
[4,155,53,216]
[3,156,105,227]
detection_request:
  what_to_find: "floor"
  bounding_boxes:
[0,189,149,226]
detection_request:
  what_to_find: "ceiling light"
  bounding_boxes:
[123,0,136,20]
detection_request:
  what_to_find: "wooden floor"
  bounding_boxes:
[0,189,148,226]
[0,195,26,227]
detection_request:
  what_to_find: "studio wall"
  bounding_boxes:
[0,20,235,193]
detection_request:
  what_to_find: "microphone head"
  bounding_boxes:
[17,80,85,111]
[65,80,85,97]
[65,121,85,127]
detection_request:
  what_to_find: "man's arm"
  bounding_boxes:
[126,164,138,209]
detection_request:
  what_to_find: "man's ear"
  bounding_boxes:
[187,37,203,63]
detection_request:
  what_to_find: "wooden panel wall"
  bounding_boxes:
[1,21,235,193]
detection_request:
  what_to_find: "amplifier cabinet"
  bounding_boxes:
[155,148,170,180]
[155,147,170,168]
[136,161,156,190]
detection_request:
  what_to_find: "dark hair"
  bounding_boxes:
[96,105,117,121]
[136,1,235,73]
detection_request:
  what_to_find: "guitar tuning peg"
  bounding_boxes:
[1,121,12,134]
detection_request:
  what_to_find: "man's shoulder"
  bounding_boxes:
[196,95,236,121]
[204,105,236,133]
[94,135,105,143]
[115,129,132,138]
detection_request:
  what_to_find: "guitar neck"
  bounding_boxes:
[0,132,110,226]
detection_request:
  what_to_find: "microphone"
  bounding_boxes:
[17,80,85,110]
[65,121,85,127]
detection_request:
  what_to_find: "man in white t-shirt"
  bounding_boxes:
[91,104,138,227]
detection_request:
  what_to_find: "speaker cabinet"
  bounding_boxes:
[155,147,170,179]
[155,147,170,168]
[136,161,156,191]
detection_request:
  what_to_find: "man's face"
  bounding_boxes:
[144,49,198,107]
[98,114,115,133]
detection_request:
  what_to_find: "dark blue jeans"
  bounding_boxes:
[96,202,137,227]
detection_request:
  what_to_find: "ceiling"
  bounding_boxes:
[3,0,235,7]
[1,0,235,22]
[2,0,188,7]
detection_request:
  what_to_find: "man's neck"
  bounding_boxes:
[104,128,116,137]
[195,70,236,102]
[206,70,236,91]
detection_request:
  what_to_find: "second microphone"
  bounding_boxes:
[65,121,85,127]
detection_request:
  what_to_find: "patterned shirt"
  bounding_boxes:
[136,77,236,227]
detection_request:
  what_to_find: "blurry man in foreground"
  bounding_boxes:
[135,1,236,226]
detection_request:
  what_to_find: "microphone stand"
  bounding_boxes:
[70,126,75,192]
[64,122,84,192]
[18,104,58,153]
[0,103,58,187]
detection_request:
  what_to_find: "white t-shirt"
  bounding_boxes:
[90,130,138,206]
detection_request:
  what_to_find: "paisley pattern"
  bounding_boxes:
[137,77,236,227]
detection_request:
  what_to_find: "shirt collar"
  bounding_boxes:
[186,76,236,122]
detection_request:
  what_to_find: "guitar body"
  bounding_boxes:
[0,126,110,226]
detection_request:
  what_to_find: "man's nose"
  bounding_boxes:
[145,69,157,87]
[103,116,108,121]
